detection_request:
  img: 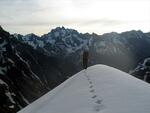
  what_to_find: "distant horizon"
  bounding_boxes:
[0,0,150,36]
[1,25,150,37]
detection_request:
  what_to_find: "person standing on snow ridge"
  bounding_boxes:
[82,46,89,69]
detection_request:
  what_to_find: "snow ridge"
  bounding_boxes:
[18,65,150,113]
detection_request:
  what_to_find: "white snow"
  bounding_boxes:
[5,92,16,104]
[94,42,107,54]
[0,67,7,75]
[0,79,7,85]
[36,40,44,48]
[47,38,56,44]
[99,41,106,47]
[0,40,7,48]
[113,37,123,45]
[61,29,66,37]
[27,41,37,49]
[143,58,150,66]
[54,31,60,37]
[18,65,150,113]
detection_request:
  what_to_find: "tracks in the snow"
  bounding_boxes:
[84,69,105,112]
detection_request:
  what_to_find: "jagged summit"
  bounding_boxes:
[18,64,150,113]
[102,32,119,36]
[121,29,143,34]
[50,26,78,33]
[25,33,39,37]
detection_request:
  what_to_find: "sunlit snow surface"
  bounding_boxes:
[18,65,150,113]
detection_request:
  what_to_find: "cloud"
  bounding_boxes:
[0,0,149,35]
[80,19,123,26]
[1,17,123,27]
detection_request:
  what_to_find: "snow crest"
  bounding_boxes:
[18,65,150,113]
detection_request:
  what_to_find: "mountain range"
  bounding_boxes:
[0,25,150,112]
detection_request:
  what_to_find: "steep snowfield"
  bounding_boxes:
[18,65,150,113]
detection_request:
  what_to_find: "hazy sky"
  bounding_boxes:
[0,0,150,35]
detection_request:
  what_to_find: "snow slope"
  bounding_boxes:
[18,65,150,113]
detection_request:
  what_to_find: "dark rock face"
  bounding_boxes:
[0,80,16,113]
[90,30,150,71]
[131,58,150,83]
[0,27,48,112]
[0,26,78,112]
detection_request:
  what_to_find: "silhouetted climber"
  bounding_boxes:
[82,46,89,69]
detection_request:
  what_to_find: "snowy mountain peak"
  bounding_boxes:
[103,32,119,37]
[25,33,39,38]
[18,65,150,113]
[121,30,144,38]
[40,27,89,55]
[22,33,39,41]
[49,26,79,38]
[51,26,78,33]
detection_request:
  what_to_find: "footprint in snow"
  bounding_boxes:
[94,104,105,112]
[93,100,105,112]
[92,95,97,99]
[87,78,90,81]
[89,85,93,88]
[90,89,95,93]
[95,99,102,104]
[89,81,92,84]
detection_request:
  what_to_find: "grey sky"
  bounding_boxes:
[0,0,150,35]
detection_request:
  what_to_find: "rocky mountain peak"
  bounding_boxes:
[48,27,79,38]
[102,32,120,39]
